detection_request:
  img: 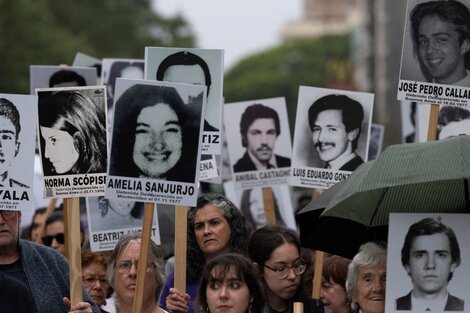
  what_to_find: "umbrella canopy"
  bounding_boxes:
[296,173,387,259]
[321,136,470,228]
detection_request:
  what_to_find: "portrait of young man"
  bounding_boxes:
[145,47,224,154]
[396,217,465,311]
[0,98,29,187]
[405,0,470,86]
[308,94,364,171]
[233,103,291,173]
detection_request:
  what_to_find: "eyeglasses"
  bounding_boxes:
[115,260,155,273]
[264,259,306,279]
[82,275,110,288]
[42,233,65,246]
[0,210,18,220]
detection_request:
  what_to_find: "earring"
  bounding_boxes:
[248,303,252,313]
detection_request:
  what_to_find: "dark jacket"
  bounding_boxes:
[233,151,290,173]
[396,291,464,311]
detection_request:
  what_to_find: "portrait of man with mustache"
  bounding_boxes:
[308,94,364,171]
[233,103,291,173]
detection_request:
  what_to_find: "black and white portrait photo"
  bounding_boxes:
[0,94,37,212]
[106,79,206,206]
[385,213,470,313]
[290,86,373,189]
[224,97,292,189]
[414,104,470,142]
[222,181,296,231]
[30,65,98,94]
[101,58,145,110]
[368,123,384,161]
[36,87,107,198]
[145,47,224,154]
[398,0,470,106]
[86,196,160,252]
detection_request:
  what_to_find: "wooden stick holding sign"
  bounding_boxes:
[64,197,82,305]
[174,205,188,293]
[427,104,439,141]
[310,189,325,300]
[262,187,276,225]
[132,203,155,313]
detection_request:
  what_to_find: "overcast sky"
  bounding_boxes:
[153,0,302,70]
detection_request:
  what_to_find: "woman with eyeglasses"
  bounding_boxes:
[81,250,113,313]
[107,234,166,313]
[248,224,314,313]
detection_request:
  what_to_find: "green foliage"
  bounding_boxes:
[0,0,195,93]
[224,35,352,131]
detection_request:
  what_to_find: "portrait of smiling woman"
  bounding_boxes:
[109,83,202,183]
[38,89,107,176]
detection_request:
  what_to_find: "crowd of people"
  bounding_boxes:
[1,193,390,313]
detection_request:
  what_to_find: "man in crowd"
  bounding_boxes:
[410,0,470,86]
[233,103,290,172]
[0,209,99,312]
[308,94,364,171]
[397,217,464,311]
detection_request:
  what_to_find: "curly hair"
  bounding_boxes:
[186,194,252,282]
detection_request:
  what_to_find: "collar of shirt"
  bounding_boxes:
[411,291,448,311]
[328,151,357,170]
[247,150,277,171]
[432,70,470,87]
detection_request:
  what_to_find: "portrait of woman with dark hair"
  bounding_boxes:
[38,89,107,176]
[109,83,202,183]
[87,196,145,232]
[240,187,285,230]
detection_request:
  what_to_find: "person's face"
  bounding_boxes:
[0,116,19,176]
[438,119,470,139]
[107,199,135,215]
[206,265,252,313]
[45,220,65,255]
[40,126,79,174]
[351,263,386,313]
[405,233,456,296]
[82,262,110,307]
[132,103,182,179]
[262,243,302,303]
[194,204,232,259]
[320,278,349,313]
[248,188,266,228]
[418,15,470,84]
[163,65,206,87]
[30,212,46,242]
[0,211,20,249]
[245,118,277,164]
[120,65,144,79]
[312,110,356,163]
[113,241,158,306]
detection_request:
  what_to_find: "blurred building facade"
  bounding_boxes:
[282,0,407,147]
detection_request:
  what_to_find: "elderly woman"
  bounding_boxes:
[108,234,166,313]
[345,242,386,313]
[81,250,113,313]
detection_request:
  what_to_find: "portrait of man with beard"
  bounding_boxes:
[233,103,290,173]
